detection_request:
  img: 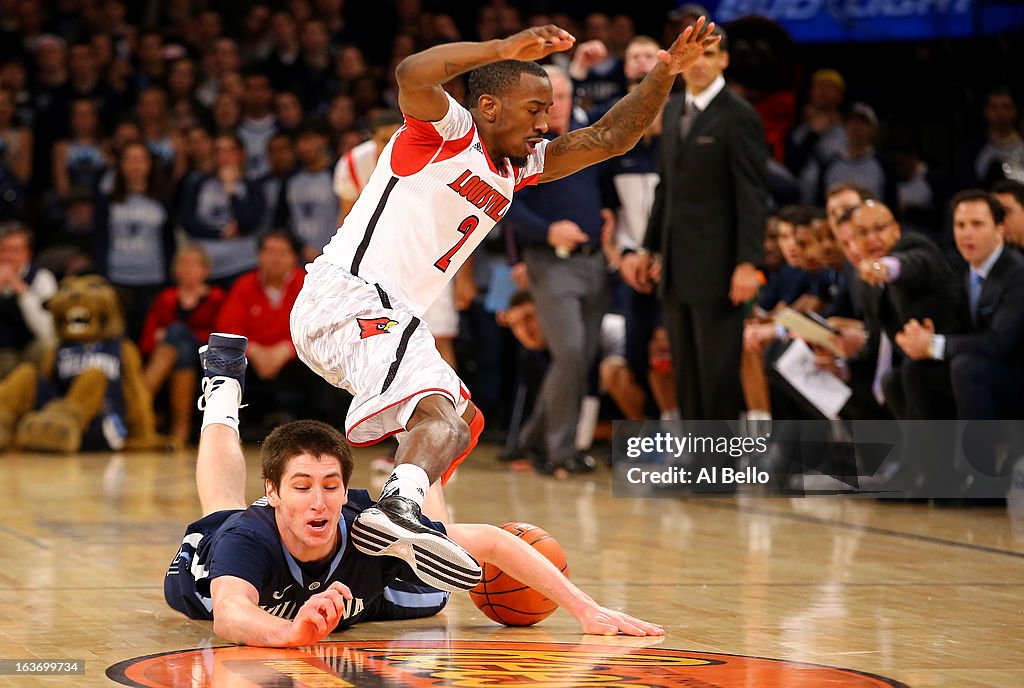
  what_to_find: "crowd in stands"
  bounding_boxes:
[1,0,1023,476]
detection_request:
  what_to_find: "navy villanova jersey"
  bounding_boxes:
[52,340,127,449]
[165,489,449,630]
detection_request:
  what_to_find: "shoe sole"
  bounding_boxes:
[352,508,482,591]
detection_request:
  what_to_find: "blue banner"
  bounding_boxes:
[689,1,1024,42]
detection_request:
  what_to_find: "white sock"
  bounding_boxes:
[660,407,680,421]
[200,377,242,436]
[746,410,772,422]
[379,463,430,505]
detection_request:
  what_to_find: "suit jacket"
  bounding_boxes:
[944,246,1024,362]
[644,88,768,303]
[860,231,964,351]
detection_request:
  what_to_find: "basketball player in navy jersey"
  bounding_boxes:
[290,18,720,591]
[165,334,663,646]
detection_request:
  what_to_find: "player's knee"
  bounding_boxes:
[421,413,470,457]
[447,415,472,456]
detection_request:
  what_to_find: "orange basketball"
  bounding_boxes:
[468,522,569,626]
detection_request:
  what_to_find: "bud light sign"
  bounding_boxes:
[689,0,1024,42]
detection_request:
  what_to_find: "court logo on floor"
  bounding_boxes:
[108,640,908,687]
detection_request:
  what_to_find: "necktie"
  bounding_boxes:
[872,332,893,406]
[679,101,700,140]
[969,271,984,323]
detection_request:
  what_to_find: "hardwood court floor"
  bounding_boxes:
[0,443,1021,687]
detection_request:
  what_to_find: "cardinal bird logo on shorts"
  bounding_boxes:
[357,317,399,339]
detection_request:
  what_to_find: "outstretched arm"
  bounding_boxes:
[211,577,353,647]
[447,523,664,636]
[396,25,576,122]
[540,17,719,183]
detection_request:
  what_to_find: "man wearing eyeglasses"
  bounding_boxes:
[848,201,963,419]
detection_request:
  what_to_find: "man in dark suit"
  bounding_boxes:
[991,179,1024,254]
[897,190,1024,419]
[621,26,767,420]
[850,201,963,419]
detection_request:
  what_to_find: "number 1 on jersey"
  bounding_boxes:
[434,215,480,272]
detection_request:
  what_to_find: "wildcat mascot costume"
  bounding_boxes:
[0,275,162,452]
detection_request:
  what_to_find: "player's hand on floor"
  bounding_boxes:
[579,605,665,637]
[286,582,353,645]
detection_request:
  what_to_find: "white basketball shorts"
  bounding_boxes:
[422,281,459,339]
[291,261,470,446]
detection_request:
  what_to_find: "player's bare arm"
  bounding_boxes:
[395,25,576,121]
[211,576,353,647]
[541,17,720,183]
[446,523,664,637]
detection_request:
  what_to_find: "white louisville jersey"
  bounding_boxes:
[318,92,547,315]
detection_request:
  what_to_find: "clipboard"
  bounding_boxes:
[774,307,845,357]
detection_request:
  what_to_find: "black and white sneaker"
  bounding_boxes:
[197,333,248,408]
[352,495,482,592]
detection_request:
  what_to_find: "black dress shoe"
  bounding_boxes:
[565,453,597,474]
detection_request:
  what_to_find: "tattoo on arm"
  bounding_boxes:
[549,73,674,159]
[443,60,475,76]
[547,128,617,155]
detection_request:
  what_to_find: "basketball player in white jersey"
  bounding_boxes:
[291,18,720,589]
[333,111,405,227]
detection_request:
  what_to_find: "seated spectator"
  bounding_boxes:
[332,110,403,227]
[178,132,265,288]
[0,86,30,219]
[140,245,227,446]
[792,189,890,423]
[94,142,174,341]
[274,90,304,135]
[785,68,847,204]
[568,13,626,111]
[211,92,242,136]
[742,206,835,422]
[897,190,1024,419]
[0,223,57,377]
[955,87,1024,188]
[822,182,877,319]
[183,125,215,174]
[991,179,1024,253]
[166,57,209,132]
[818,103,896,208]
[52,98,110,200]
[278,121,338,263]
[752,205,822,316]
[39,189,96,278]
[238,71,279,180]
[138,87,187,183]
[258,132,297,233]
[888,135,952,244]
[214,231,330,436]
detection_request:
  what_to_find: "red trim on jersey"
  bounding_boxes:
[390,115,477,177]
[347,386,468,446]
[433,127,475,164]
[514,172,541,192]
[390,117,444,177]
[345,150,362,192]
